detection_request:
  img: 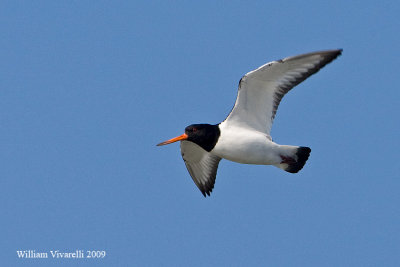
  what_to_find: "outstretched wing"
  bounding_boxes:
[180,141,222,197]
[224,49,342,135]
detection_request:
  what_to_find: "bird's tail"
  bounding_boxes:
[275,146,311,173]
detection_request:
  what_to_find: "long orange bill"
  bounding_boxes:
[157,133,188,146]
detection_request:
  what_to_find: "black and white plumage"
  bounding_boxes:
[180,140,221,196]
[157,49,342,197]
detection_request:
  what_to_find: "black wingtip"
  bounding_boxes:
[200,189,212,198]
[198,178,215,198]
[334,48,343,57]
[319,49,342,64]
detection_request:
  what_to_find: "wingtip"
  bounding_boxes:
[329,48,343,57]
[321,48,342,57]
[310,48,342,59]
[330,49,343,61]
[329,49,343,62]
[200,188,212,198]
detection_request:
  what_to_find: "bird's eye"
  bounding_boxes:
[192,128,197,132]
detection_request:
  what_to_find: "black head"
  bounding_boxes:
[184,124,220,152]
[157,124,220,152]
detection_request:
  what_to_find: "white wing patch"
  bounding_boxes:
[225,50,342,135]
[180,141,222,197]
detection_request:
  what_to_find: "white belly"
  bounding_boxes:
[211,124,282,165]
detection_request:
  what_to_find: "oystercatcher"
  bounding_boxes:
[157,49,342,197]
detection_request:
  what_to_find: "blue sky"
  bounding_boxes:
[1,1,399,266]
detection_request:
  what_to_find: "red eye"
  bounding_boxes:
[192,128,197,132]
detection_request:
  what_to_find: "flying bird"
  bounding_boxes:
[157,49,342,197]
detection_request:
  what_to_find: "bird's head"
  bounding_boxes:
[157,124,220,152]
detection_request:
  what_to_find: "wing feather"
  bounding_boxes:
[180,141,222,197]
[225,49,342,135]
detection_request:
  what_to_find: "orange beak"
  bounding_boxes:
[157,133,188,146]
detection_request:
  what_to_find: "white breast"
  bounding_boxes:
[211,121,282,165]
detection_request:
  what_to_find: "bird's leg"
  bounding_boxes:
[280,155,296,164]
